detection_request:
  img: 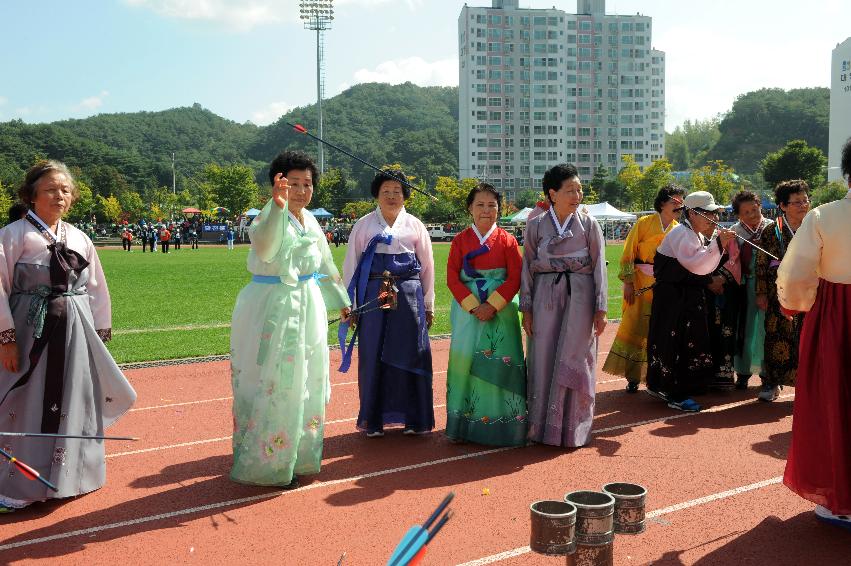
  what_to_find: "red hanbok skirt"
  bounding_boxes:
[783,279,851,514]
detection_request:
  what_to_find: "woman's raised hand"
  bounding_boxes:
[272,173,289,209]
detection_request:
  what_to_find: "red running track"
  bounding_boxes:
[1,326,849,565]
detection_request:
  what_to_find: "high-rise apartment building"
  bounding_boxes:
[458,0,665,200]
[828,37,851,183]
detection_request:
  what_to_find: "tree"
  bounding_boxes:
[665,117,721,170]
[97,194,123,223]
[583,186,599,204]
[761,139,827,190]
[203,163,259,216]
[341,200,374,220]
[617,155,643,209]
[315,168,346,213]
[0,182,13,226]
[67,179,95,223]
[811,180,848,207]
[633,159,673,212]
[514,189,541,209]
[118,191,146,222]
[690,160,737,204]
[147,186,178,221]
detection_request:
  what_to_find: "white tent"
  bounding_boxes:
[581,202,636,220]
[510,207,535,223]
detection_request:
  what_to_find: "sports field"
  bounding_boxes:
[103,243,626,363]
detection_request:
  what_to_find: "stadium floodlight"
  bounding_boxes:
[299,0,334,173]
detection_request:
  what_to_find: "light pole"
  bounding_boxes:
[299,0,334,174]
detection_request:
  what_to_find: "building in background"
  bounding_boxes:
[458,0,665,201]
[828,37,851,183]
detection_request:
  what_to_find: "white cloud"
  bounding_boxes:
[124,0,296,31]
[351,56,458,88]
[75,91,110,112]
[336,0,423,7]
[0,96,7,106]
[251,100,294,125]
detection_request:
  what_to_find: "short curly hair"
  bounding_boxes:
[465,182,502,213]
[18,160,80,207]
[731,190,760,215]
[774,179,809,206]
[842,137,851,181]
[370,169,410,199]
[268,151,319,187]
[653,183,686,212]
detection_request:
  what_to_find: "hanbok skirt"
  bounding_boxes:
[356,253,434,433]
[603,268,654,383]
[734,274,765,377]
[0,263,136,508]
[230,276,330,485]
[446,268,526,446]
[783,279,851,514]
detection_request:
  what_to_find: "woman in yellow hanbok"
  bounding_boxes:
[602,185,683,391]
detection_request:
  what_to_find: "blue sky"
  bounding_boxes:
[1,0,849,130]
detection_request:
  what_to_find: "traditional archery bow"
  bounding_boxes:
[286,122,439,202]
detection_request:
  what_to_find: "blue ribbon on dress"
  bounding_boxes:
[338,232,393,373]
[251,272,327,285]
[462,244,491,302]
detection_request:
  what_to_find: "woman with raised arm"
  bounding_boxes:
[0,161,136,513]
[229,151,350,489]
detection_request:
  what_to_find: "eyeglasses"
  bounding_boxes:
[786,199,810,207]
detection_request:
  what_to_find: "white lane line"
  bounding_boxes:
[128,372,447,413]
[2,447,514,552]
[598,377,626,385]
[114,323,230,335]
[456,476,785,566]
[108,405,449,458]
[131,397,233,412]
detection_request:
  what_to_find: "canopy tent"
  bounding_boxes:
[310,208,333,219]
[244,208,262,217]
[581,202,637,220]
[510,207,535,223]
[181,207,202,214]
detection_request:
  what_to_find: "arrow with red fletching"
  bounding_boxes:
[0,446,57,492]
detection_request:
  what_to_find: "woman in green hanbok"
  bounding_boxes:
[445,184,527,446]
[230,151,350,488]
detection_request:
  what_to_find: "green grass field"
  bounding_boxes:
[103,243,625,363]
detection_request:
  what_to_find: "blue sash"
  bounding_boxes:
[338,232,393,373]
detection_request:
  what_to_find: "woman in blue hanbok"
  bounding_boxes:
[230,151,350,488]
[342,169,435,437]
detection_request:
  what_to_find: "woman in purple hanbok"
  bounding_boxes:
[520,164,607,448]
[342,169,435,437]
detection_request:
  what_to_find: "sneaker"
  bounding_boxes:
[625,381,639,393]
[667,398,701,412]
[280,476,300,490]
[0,505,16,514]
[735,374,751,390]
[365,430,384,438]
[757,385,780,402]
[815,505,851,530]
[402,429,430,436]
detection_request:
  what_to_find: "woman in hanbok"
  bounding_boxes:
[342,169,435,437]
[645,191,736,412]
[778,139,851,528]
[520,163,607,448]
[0,160,136,513]
[230,151,350,488]
[602,184,682,392]
[730,191,772,390]
[445,183,526,446]
[754,180,810,402]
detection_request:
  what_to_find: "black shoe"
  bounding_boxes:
[735,374,750,390]
[626,381,639,393]
[281,476,300,490]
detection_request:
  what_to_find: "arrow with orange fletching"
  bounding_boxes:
[0,446,57,491]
